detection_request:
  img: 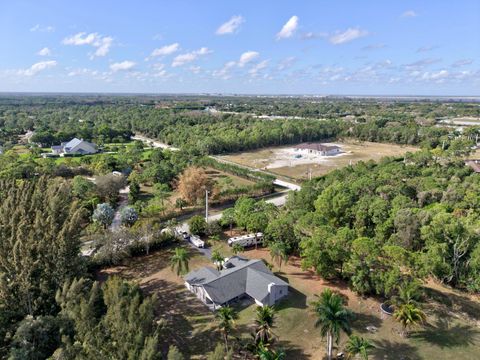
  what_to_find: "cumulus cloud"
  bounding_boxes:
[63,32,113,58]
[402,10,418,18]
[276,16,299,39]
[422,70,449,81]
[329,28,369,45]
[149,43,180,59]
[37,47,51,56]
[171,47,212,67]
[18,60,57,76]
[404,58,442,70]
[277,56,297,71]
[238,51,259,67]
[216,15,245,35]
[110,61,136,72]
[30,24,54,32]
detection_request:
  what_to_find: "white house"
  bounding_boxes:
[295,143,341,156]
[184,256,289,310]
[51,138,97,156]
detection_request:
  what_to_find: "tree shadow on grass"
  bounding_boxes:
[141,277,218,358]
[424,286,480,321]
[410,317,480,349]
[350,311,383,334]
[372,339,422,360]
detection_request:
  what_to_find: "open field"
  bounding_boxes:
[97,236,480,359]
[219,140,419,180]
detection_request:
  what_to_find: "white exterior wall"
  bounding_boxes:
[267,283,289,305]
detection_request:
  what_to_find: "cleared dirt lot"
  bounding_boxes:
[219,140,419,180]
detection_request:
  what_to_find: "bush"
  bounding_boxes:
[189,215,207,236]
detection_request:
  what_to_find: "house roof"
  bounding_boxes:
[296,143,339,152]
[185,256,288,305]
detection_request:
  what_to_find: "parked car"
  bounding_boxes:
[190,234,205,248]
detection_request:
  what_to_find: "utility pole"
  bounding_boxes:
[205,189,209,223]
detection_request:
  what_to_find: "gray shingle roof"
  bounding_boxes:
[185,256,288,305]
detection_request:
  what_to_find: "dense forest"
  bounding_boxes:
[1,95,479,155]
[277,151,480,294]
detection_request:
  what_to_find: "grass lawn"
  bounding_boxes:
[96,231,480,360]
[97,244,221,358]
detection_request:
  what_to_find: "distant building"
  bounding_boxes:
[466,160,480,173]
[184,256,289,310]
[295,143,341,156]
[51,138,97,156]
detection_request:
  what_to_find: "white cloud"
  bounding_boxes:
[110,61,136,72]
[401,10,418,18]
[189,66,201,74]
[149,43,180,58]
[216,15,245,35]
[67,68,99,77]
[249,60,269,77]
[329,28,369,45]
[238,51,259,67]
[63,32,113,58]
[277,56,297,71]
[213,61,237,79]
[276,16,299,39]
[18,60,57,76]
[30,24,54,33]
[171,47,212,67]
[37,47,51,56]
[422,70,449,81]
[452,59,473,67]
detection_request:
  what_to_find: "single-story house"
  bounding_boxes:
[295,143,341,156]
[184,256,289,310]
[51,138,97,156]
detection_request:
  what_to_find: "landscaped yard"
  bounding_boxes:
[97,238,480,359]
[219,140,419,180]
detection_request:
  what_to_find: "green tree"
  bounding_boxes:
[170,248,191,275]
[269,242,289,269]
[167,345,184,360]
[312,289,353,360]
[231,243,244,255]
[254,305,276,345]
[175,198,187,211]
[345,335,374,360]
[120,206,139,227]
[215,306,238,352]
[92,202,115,229]
[393,303,426,337]
[220,207,236,236]
[189,215,208,236]
[211,250,224,271]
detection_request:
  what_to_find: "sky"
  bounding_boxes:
[0,0,479,95]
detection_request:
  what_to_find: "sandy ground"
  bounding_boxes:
[221,141,419,180]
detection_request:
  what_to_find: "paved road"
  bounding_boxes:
[133,134,302,258]
[110,185,130,232]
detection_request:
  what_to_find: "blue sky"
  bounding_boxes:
[0,0,479,95]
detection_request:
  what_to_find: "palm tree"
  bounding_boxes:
[254,305,276,345]
[269,242,288,270]
[391,281,422,307]
[393,303,426,337]
[170,247,190,275]
[211,249,224,271]
[257,343,286,360]
[346,335,374,360]
[232,243,244,255]
[313,289,353,360]
[216,306,238,352]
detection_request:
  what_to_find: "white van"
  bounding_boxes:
[190,234,205,248]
